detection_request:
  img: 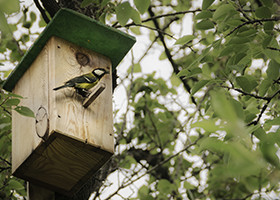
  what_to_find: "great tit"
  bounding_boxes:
[53,68,109,97]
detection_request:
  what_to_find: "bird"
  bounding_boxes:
[53,68,109,97]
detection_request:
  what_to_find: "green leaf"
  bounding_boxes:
[120,155,136,169]
[116,2,131,26]
[264,21,274,34]
[30,11,37,23]
[130,8,141,24]
[138,185,153,200]
[202,0,215,10]
[157,179,175,194]
[255,7,271,18]
[237,29,257,37]
[8,180,24,190]
[0,11,11,36]
[259,79,272,96]
[14,106,35,118]
[195,10,213,20]
[195,20,214,30]
[101,0,110,7]
[175,35,195,45]
[264,118,280,131]
[130,26,141,35]
[210,89,237,121]
[39,15,47,27]
[191,119,220,132]
[170,74,181,87]
[266,59,280,80]
[5,98,20,106]
[81,0,96,8]
[191,80,209,95]
[260,139,280,168]
[184,181,195,190]
[127,63,141,73]
[178,67,202,78]
[230,99,244,120]
[159,51,167,60]
[0,0,20,14]
[260,0,273,7]
[236,76,258,93]
[116,2,141,26]
[134,0,150,14]
[213,4,236,21]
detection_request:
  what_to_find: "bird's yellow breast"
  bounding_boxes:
[75,81,98,90]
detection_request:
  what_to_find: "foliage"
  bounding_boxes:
[0,0,280,199]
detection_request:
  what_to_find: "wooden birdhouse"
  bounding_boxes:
[3,9,135,196]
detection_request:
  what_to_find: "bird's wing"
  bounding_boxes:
[66,73,97,84]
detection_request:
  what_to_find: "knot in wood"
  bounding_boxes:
[35,106,49,141]
[75,52,89,66]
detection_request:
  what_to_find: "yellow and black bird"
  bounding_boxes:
[53,68,109,97]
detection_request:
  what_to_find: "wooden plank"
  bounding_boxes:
[49,36,114,154]
[12,43,49,174]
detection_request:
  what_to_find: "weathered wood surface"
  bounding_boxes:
[12,43,49,174]
[49,36,114,153]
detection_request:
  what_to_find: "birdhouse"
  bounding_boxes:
[3,9,135,196]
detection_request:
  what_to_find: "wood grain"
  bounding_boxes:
[49,36,114,153]
[12,43,49,173]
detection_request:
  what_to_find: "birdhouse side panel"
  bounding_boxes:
[12,45,49,173]
[48,37,114,153]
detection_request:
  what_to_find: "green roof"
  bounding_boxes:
[3,8,136,92]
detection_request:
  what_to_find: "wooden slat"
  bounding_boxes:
[12,43,49,173]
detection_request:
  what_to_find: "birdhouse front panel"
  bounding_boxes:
[49,36,114,153]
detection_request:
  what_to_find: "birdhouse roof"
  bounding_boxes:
[3,8,136,92]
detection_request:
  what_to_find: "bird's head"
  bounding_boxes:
[92,68,109,78]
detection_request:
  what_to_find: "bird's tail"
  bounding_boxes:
[53,85,69,91]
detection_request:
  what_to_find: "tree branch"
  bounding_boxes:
[226,17,280,37]
[147,7,197,105]
[114,9,204,28]
[223,86,270,100]
[248,89,280,125]
[39,0,61,17]
[34,0,50,23]
[0,156,11,166]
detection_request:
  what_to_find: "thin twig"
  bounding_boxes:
[0,156,11,166]
[226,17,280,37]
[267,47,280,52]
[104,135,203,200]
[148,7,197,105]
[248,89,280,126]
[223,86,270,100]
[113,9,205,28]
